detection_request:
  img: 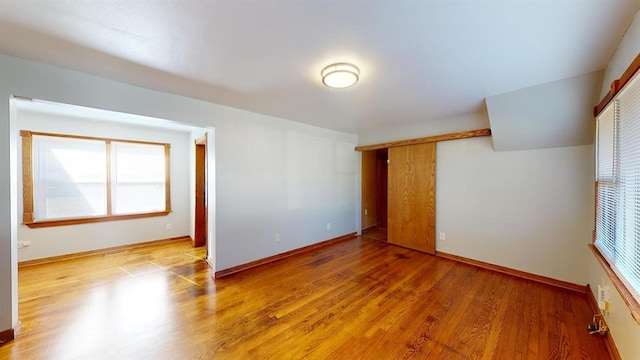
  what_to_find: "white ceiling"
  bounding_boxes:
[0,0,638,136]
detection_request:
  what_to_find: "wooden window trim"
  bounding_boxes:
[589,244,640,324]
[21,130,169,146]
[21,131,34,223]
[21,130,171,228]
[24,211,171,228]
[592,52,640,325]
[594,52,640,116]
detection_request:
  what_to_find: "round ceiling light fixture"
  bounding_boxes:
[321,63,359,89]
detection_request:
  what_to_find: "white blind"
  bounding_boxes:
[595,101,618,260]
[111,142,166,215]
[616,72,640,300]
[32,135,107,220]
[595,71,640,303]
[596,103,617,181]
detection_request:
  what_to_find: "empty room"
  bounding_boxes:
[1,1,640,359]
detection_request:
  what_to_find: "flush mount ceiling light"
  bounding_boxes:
[321,63,359,88]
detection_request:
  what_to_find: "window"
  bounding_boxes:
[21,131,171,227]
[111,141,168,215]
[594,70,640,320]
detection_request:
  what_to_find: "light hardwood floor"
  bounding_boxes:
[1,237,610,359]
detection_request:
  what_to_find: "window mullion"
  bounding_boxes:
[165,144,171,212]
[106,140,113,217]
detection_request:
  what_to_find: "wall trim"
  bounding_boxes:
[18,236,192,268]
[215,233,357,278]
[436,251,587,293]
[0,328,14,345]
[354,128,491,152]
[586,285,622,360]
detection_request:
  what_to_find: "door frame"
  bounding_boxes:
[194,133,208,249]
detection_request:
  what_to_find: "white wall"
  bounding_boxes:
[0,53,358,333]
[600,10,640,99]
[15,108,192,261]
[486,71,603,151]
[590,8,640,360]
[357,112,490,147]
[214,117,358,269]
[437,137,594,284]
[358,111,595,285]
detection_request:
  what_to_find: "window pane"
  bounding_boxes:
[595,183,616,259]
[112,142,166,215]
[596,104,616,181]
[595,101,618,259]
[32,135,107,220]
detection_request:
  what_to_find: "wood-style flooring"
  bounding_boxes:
[0,237,610,359]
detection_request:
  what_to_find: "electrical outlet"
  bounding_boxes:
[274,233,280,242]
[439,232,445,240]
[364,209,368,216]
[598,285,612,312]
[326,223,331,230]
[166,223,172,230]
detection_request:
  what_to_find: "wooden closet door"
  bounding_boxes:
[387,143,436,254]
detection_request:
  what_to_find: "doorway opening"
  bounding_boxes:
[10,97,216,339]
[361,148,388,242]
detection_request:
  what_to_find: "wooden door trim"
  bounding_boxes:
[194,134,207,248]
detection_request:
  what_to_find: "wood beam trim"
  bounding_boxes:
[354,128,491,151]
[215,233,357,278]
[619,52,640,93]
[436,251,588,293]
[594,52,640,116]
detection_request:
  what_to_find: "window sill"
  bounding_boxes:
[23,210,171,228]
[589,244,640,324]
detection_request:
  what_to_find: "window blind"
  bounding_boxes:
[111,141,166,215]
[595,100,618,260]
[616,71,640,300]
[595,71,640,303]
[32,135,107,220]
